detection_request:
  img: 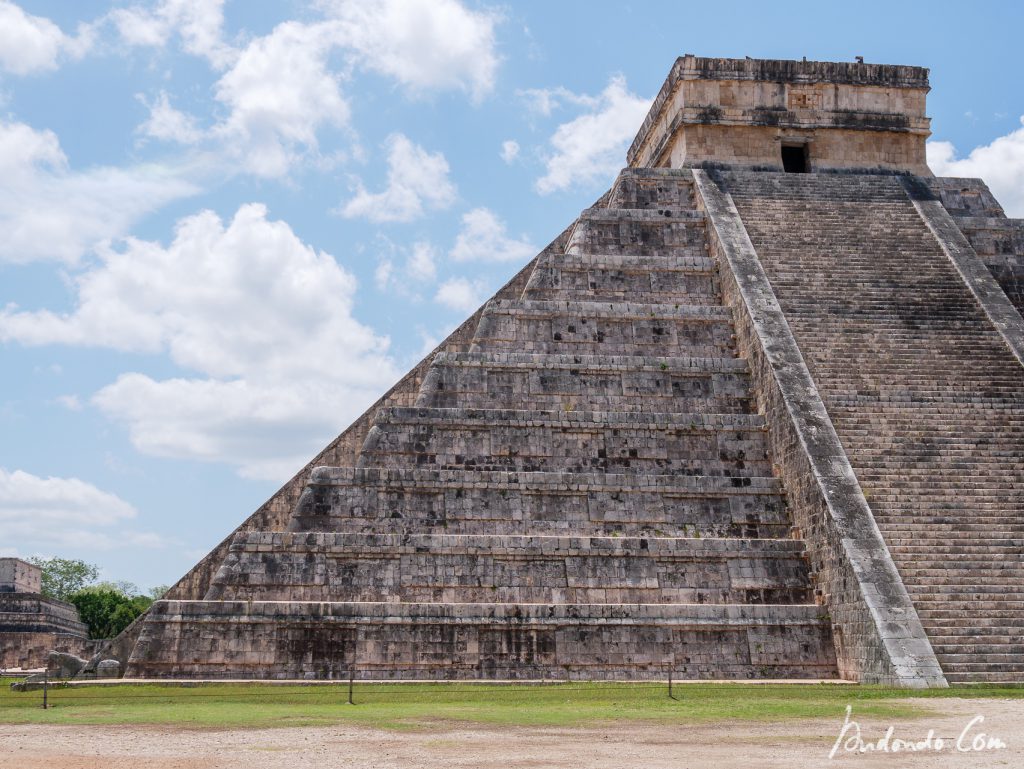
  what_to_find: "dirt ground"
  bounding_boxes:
[0,698,1020,769]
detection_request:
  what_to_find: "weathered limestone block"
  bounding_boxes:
[127,600,836,680]
[206,532,812,605]
[288,467,790,538]
[0,567,92,670]
[566,209,708,256]
[627,56,930,174]
[472,299,736,357]
[358,407,770,477]
[416,352,750,414]
[0,559,42,594]
[607,168,696,211]
[48,651,87,678]
[524,253,719,303]
[96,659,121,677]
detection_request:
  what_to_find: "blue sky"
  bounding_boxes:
[1,0,1021,591]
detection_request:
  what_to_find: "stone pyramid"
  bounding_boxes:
[115,56,1024,686]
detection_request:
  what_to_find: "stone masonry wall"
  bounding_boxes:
[1,632,97,670]
[0,559,41,593]
[132,600,835,681]
[627,56,930,173]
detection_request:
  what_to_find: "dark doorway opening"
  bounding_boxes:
[781,144,809,173]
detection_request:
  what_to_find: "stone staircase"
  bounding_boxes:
[723,171,1024,684]
[126,169,838,681]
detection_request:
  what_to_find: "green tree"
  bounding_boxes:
[92,580,141,596]
[27,557,99,600]
[67,587,153,639]
[148,584,170,600]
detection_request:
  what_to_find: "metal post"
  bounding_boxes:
[348,667,354,705]
[42,671,48,710]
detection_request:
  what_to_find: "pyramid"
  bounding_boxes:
[115,56,1024,686]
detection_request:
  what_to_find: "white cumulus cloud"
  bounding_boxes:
[435,276,488,313]
[374,240,437,294]
[111,0,235,69]
[125,0,503,177]
[535,75,651,195]
[137,91,203,144]
[928,117,1024,217]
[0,468,161,551]
[517,85,596,117]
[407,241,438,282]
[0,0,93,75]
[0,204,399,480]
[501,139,520,164]
[341,134,456,222]
[0,120,198,264]
[210,21,351,178]
[450,207,535,263]
[321,0,500,101]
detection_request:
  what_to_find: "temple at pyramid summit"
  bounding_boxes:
[104,56,1024,686]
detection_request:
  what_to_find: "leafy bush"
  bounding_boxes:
[67,588,154,640]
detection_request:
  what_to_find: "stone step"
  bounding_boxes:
[0,594,90,637]
[288,466,790,538]
[125,599,837,680]
[524,252,719,303]
[927,626,1024,638]
[933,659,1024,671]
[900,552,1024,560]
[607,167,696,211]
[907,589,1024,601]
[943,671,1024,684]
[916,608,1024,621]
[882,527,1024,536]
[931,643,1024,655]
[358,407,771,476]
[415,351,753,414]
[884,527,1024,536]
[472,299,736,357]
[900,571,1024,583]
[566,208,708,256]
[206,532,813,605]
[889,545,1024,555]
[905,595,1024,606]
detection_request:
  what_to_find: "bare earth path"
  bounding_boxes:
[1,698,1021,769]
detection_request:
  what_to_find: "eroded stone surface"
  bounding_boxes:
[0,559,93,670]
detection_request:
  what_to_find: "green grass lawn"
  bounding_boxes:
[2,681,1022,731]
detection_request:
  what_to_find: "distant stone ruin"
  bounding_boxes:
[0,558,93,671]
[113,56,1023,686]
